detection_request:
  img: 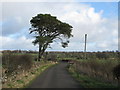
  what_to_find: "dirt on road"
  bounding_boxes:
[27,61,82,88]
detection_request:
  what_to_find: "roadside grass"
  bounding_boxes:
[68,65,118,88]
[24,63,57,88]
[24,62,57,88]
[2,61,57,88]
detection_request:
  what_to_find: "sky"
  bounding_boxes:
[0,0,119,52]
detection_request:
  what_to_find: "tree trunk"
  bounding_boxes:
[117,77,120,88]
[38,43,42,61]
[38,51,41,61]
[38,43,48,61]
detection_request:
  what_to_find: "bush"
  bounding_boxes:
[72,59,118,84]
[45,53,57,61]
[17,54,33,70]
[2,52,33,75]
[113,64,120,80]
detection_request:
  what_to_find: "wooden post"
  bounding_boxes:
[84,34,87,59]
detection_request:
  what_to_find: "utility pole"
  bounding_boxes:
[84,34,87,59]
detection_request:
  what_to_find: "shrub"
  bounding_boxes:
[113,64,120,80]
[71,59,119,85]
[2,52,33,75]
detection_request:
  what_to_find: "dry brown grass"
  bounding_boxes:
[2,61,56,88]
[71,59,119,85]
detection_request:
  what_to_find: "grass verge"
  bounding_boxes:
[24,63,57,88]
[2,61,57,88]
[68,64,118,88]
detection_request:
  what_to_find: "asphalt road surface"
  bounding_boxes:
[28,61,82,88]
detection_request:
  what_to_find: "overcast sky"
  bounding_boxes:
[0,0,118,52]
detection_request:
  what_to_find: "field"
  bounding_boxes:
[1,50,120,88]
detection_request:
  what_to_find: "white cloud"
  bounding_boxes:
[1,2,118,51]
[1,36,37,50]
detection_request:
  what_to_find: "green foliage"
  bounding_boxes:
[17,80,24,84]
[7,83,14,88]
[61,41,69,48]
[29,14,73,60]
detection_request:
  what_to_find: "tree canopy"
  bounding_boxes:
[29,14,73,60]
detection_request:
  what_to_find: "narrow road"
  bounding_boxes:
[28,61,82,88]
